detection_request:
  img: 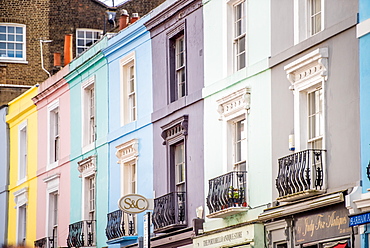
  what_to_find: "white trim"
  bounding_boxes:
[81,76,95,150]
[47,99,60,170]
[119,52,136,126]
[357,18,370,38]
[0,23,27,62]
[17,120,28,185]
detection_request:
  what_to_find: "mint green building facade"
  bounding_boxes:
[65,37,109,248]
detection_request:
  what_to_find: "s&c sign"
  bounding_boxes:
[118,194,149,214]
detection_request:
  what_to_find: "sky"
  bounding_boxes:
[98,0,130,7]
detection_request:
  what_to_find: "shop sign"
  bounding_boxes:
[192,225,254,248]
[295,205,351,245]
[118,194,149,214]
[349,212,370,227]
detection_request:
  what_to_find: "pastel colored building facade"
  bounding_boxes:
[259,0,360,247]
[103,13,154,248]
[193,0,271,246]
[0,105,9,246]
[145,0,205,246]
[32,66,71,248]
[346,0,370,246]
[6,86,38,247]
[65,37,109,248]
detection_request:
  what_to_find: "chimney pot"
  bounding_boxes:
[64,34,73,65]
[119,9,130,30]
[130,13,140,24]
[54,52,61,67]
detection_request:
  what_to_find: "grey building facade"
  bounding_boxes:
[0,105,9,246]
[259,1,360,247]
[145,0,204,246]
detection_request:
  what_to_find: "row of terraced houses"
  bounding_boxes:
[1,0,370,247]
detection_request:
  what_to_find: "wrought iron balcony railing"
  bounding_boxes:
[34,237,47,248]
[67,220,96,248]
[152,192,186,232]
[206,171,247,218]
[276,149,326,201]
[105,209,136,240]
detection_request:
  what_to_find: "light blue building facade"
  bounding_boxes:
[0,105,9,246]
[65,37,110,248]
[103,14,154,247]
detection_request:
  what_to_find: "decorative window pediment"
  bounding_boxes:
[284,47,328,91]
[161,115,188,145]
[78,156,96,177]
[217,87,251,120]
[116,139,139,164]
[14,187,28,207]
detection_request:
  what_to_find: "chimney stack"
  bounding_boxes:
[130,13,140,24]
[54,53,61,67]
[64,34,73,65]
[119,9,129,30]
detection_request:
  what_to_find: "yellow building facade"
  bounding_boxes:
[6,86,38,247]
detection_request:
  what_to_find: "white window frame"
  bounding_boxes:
[120,52,137,125]
[76,29,102,56]
[0,23,27,63]
[293,0,324,44]
[82,77,96,152]
[308,0,323,36]
[44,174,60,248]
[175,35,186,99]
[116,139,138,235]
[284,48,328,151]
[14,187,28,246]
[217,88,251,172]
[18,120,27,185]
[174,142,186,192]
[47,100,60,170]
[78,156,96,221]
[231,117,247,171]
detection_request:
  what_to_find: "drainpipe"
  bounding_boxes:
[40,39,53,78]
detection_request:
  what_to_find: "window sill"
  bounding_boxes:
[17,177,27,186]
[82,143,95,154]
[47,161,59,171]
[0,59,28,64]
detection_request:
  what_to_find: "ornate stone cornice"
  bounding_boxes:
[217,87,251,119]
[116,139,139,163]
[78,156,96,176]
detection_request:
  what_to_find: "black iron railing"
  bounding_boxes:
[49,226,57,248]
[34,237,47,248]
[67,220,95,248]
[105,209,135,240]
[276,149,326,198]
[206,171,247,214]
[152,192,186,231]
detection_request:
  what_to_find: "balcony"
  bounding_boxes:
[276,149,326,202]
[67,220,96,248]
[152,192,186,233]
[106,209,136,241]
[34,237,47,248]
[206,171,248,218]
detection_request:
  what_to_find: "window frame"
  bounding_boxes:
[284,48,328,151]
[0,23,27,63]
[18,120,27,185]
[82,77,96,151]
[120,52,137,125]
[14,187,28,246]
[44,174,60,248]
[167,23,186,103]
[232,0,247,71]
[161,115,188,193]
[231,116,247,171]
[76,29,102,56]
[78,156,96,221]
[47,100,60,169]
[308,0,323,36]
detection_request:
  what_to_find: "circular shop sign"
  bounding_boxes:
[118,194,149,214]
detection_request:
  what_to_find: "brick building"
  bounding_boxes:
[0,0,165,106]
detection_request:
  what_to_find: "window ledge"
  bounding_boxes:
[17,177,27,185]
[206,207,248,219]
[47,161,59,171]
[106,235,138,245]
[0,59,28,64]
[82,143,94,154]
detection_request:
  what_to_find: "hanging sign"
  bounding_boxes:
[118,194,149,214]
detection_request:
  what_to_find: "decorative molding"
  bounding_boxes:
[13,187,28,207]
[116,139,139,164]
[217,87,251,119]
[258,192,344,221]
[160,115,188,145]
[284,48,329,91]
[78,156,96,177]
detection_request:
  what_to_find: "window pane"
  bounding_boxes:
[8,34,14,41]
[0,26,5,33]
[77,31,84,38]
[86,32,92,39]
[16,51,22,58]
[8,43,14,49]
[16,43,22,50]
[16,27,23,34]
[8,50,14,57]
[8,26,14,33]
[0,43,5,49]
[16,35,23,42]
[0,34,5,41]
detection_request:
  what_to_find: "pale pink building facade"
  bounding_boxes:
[32,66,71,248]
